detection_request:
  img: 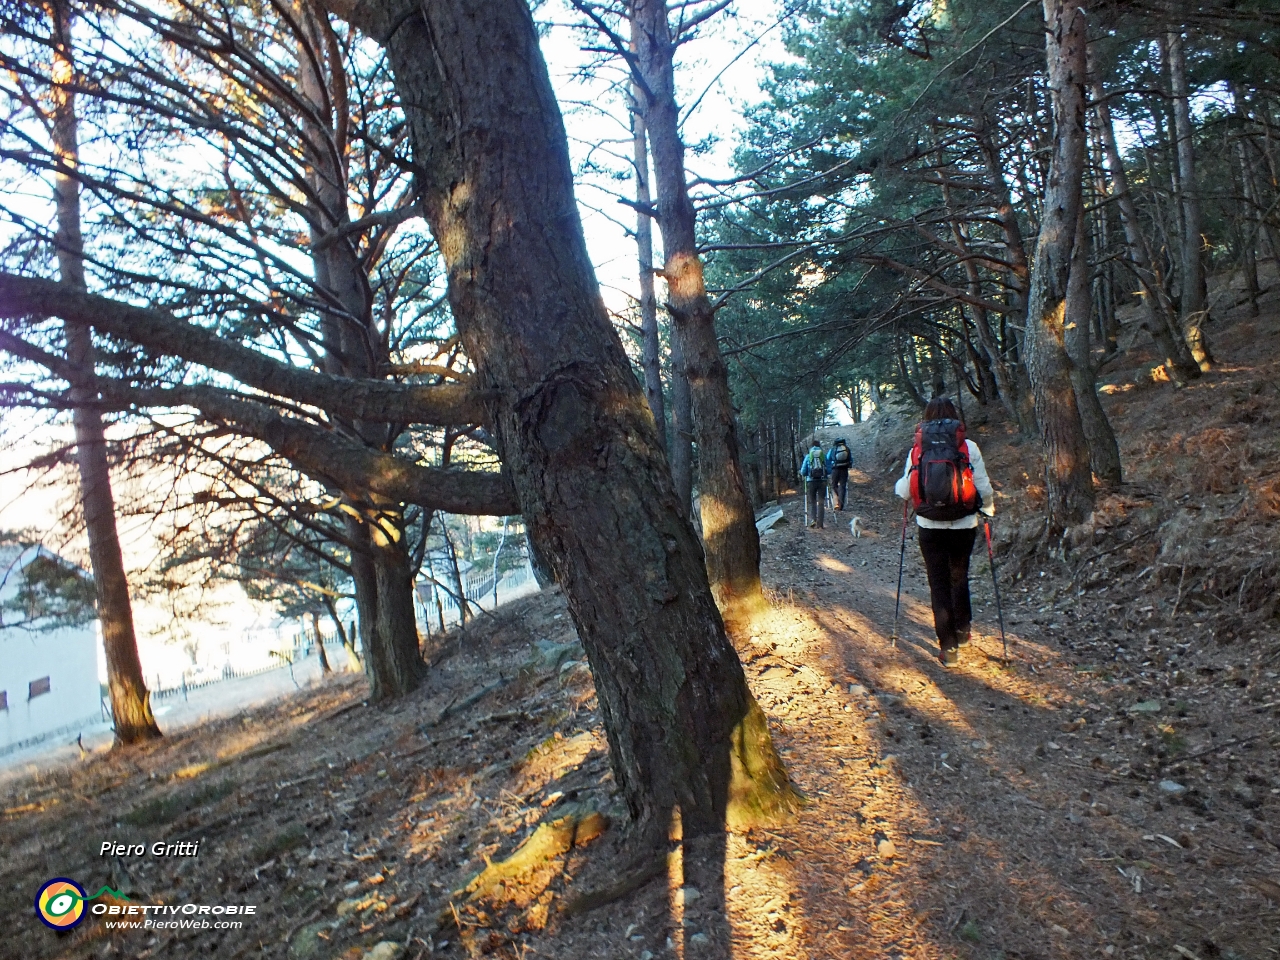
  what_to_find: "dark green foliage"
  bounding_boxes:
[0,534,97,630]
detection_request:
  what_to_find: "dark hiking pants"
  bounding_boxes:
[805,479,825,528]
[830,467,849,510]
[917,526,977,650]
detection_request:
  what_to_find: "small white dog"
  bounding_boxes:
[849,516,864,538]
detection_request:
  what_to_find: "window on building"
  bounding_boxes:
[28,677,50,699]
[0,690,7,710]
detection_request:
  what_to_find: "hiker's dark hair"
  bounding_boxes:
[924,397,960,421]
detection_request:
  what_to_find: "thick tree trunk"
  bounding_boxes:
[668,330,694,514]
[335,0,796,838]
[630,0,764,620]
[367,508,425,700]
[1022,0,1096,531]
[300,15,423,699]
[1065,210,1122,485]
[630,96,667,449]
[1166,30,1213,371]
[50,2,160,746]
[1090,80,1200,380]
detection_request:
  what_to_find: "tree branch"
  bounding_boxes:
[0,275,490,426]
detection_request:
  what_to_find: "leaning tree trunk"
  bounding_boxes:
[332,0,797,839]
[1022,0,1096,531]
[630,94,667,449]
[311,611,333,674]
[1065,209,1122,485]
[1166,29,1213,372]
[323,596,362,671]
[630,0,764,620]
[50,1,160,746]
[1090,77,1200,380]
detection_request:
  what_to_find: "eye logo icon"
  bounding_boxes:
[35,878,88,929]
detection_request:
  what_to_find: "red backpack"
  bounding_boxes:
[909,418,980,521]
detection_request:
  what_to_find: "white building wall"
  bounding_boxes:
[0,620,102,751]
[0,546,103,751]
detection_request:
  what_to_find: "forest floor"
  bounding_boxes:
[3,290,1280,960]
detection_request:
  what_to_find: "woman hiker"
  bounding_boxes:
[894,397,995,667]
[801,441,828,529]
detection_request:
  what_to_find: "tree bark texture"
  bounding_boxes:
[1089,81,1200,380]
[367,506,427,700]
[1064,209,1122,485]
[1166,29,1213,372]
[49,1,161,746]
[329,0,795,837]
[1022,0,1095,531]
[1234,132,1261,317]
[668,328,693,514]
[630,0,764,619]
[630,97,667,450]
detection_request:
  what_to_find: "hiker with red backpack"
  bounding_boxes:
[894,397,995,667]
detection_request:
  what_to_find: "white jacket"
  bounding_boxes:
[894,439,996,529]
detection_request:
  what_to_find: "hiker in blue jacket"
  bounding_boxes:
[825,438,852,511]
[800,442,827,529]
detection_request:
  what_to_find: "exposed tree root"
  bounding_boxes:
[559,850,671,916]
[724,698,806,831]
[437,809,609,929]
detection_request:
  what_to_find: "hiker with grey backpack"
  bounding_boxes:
[894,397,996,667]
[826,438,852,511]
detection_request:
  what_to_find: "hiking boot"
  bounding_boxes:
[956,627,971,648]
[939,647,959,668]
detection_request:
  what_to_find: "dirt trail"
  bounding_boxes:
[2,459,1277,960]
[682,467,1277,960]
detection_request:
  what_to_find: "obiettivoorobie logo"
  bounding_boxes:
[34,877,129,931]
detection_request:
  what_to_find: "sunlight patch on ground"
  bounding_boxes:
[724,832,811,959]
[814,554,854,574]
[727,593,1107,957]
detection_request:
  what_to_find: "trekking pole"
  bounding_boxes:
[983,518,1008,663]
[891,500,908,648]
